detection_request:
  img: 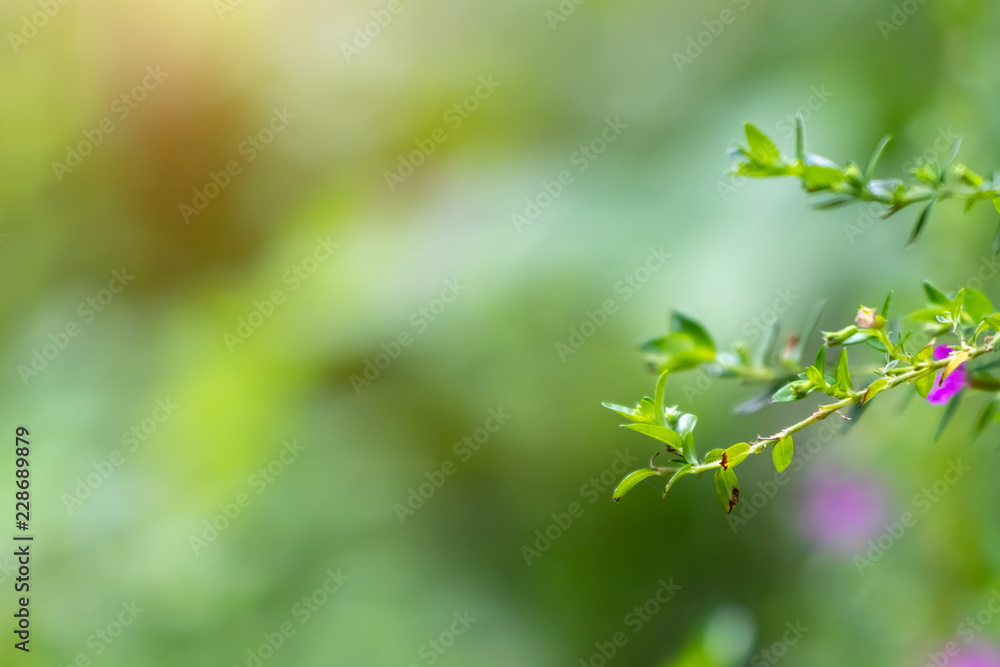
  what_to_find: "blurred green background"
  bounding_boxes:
[3,0,1000,665]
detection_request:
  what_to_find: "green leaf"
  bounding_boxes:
[860,378,889,406]
[714,468,740,514]
[801,165,844,191]
[772,381,810,403]
[613,469,663,502]
[907,198,936,246]
[677,413,698,438]
[993,197,1000,215]
[745,123,780,163]
[958,288,994,322]
[880,291,893,318]
[864,134,893,180]
[923,281,952,306]
[772,436,793,472]
[602,402,650,423]
[681,432,698,465]
[814,345,826,374]
[721,443,751,469]
[703,448,725,465]
[623,423,683,451]
[992,221,1000,256]
[653,371,670,427]
[835,349,852,394]
[671,311,716,354]
[914,346,936,398]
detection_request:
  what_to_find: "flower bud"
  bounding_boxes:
[854,306,885,330]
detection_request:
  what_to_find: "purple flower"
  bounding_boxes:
[797,467,887,554]
[947,642,1000,667]
[927,345,968,405]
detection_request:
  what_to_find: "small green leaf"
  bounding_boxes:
[880,291,893,318]
[746,123,780,163]
[860,378,889,406]
[703,448,725,465]
[907,198,936,246]
[801,165,844,191]
[676,413,698,438]
[923,281,952,306]
[721,443,751,469]
[653,370,670,427]
[680,432,698,464]
[864,134,893,180]
[772,436,793,472]
[835,349,852,394]
[671,311,716,354]
[602,402,650,423]
[914,346,936,398]
[613,469,663,502]
[772,381,810,403]
[714,468,740,514]
[624,423,683,451]
[958,288,994,322]
[814,345,826,374]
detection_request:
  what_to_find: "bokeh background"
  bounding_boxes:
[3,0,1000,665]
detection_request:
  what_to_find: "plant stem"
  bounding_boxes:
[688,341,996,475]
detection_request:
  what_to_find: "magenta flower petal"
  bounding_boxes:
[926,346,967,405]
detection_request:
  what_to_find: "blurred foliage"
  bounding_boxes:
[2,0,1000,666]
